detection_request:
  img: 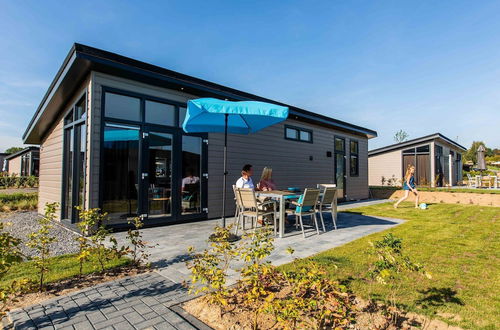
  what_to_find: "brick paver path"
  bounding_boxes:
[9,273,199,330]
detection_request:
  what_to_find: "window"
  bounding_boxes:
[145,100,175,126]
[349,140,359,176]
[285,125,313,143]
[285,127,297,139]
[335,137,345,152]
[62,95,87,222]
[179,107,187,127]
[104,92,141,121]
[284,125,313,143]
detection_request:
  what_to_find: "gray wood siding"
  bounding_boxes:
[38,78,90,219]
[368,150,402,186]
[207,120,369,218]
[89,73,371,219]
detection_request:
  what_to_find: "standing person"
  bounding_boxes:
[394,165,419,208]
[236,164,255,189]
[258,166,277,191]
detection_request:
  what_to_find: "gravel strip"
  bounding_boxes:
[0,211,80,258]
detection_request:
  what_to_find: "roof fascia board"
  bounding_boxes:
[23,51,77,142]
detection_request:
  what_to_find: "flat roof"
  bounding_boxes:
[5,147,40,160]
[23,43,377,144]
[368,133,467,157]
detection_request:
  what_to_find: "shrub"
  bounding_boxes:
[126,216,155,266]
[26,203,59,291]
[77,208,120,272]
[186,225,239,308]
[368,233,431,324]
[0,222,25,320]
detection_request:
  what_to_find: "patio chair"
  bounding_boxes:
[232,185,247,232]
[317,186,338,231]
[466,173,477,188]
[235,188,277,236]
[286,188,321,238]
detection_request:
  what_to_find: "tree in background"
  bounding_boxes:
[5,147,23,154]
[393,130,409,143]
[464,141,487,165]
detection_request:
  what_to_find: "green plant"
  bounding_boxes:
[77,208,120,272]
[368,233,431,324]
[26,176,38,188]
[0,222,26,320]
[238,226,276,330]
[26,203,59,292]
[186,225,239,308]
[126,216,155,266]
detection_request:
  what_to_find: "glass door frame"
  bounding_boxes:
[99,86,208,229]
[334,136,346,200]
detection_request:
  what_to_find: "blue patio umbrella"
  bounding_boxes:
[183,98,289,227]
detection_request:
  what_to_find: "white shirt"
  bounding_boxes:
[236,176,254,189]
[182,176,200,189]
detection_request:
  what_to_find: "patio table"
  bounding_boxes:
[255,190,299,238]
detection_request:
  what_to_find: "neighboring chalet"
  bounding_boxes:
[23,43,377,229]
[5,147,40,177]
[368,133,466,187]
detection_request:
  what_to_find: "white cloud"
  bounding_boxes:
[0,135,24,153]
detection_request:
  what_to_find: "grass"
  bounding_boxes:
[0,192,38,212]
[1,254,131,290]
[370,185,500,194]
[281,203,500,329]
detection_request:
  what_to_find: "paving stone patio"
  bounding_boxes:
[9,199,401,330]
[8,273,203,330]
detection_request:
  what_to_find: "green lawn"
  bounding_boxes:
[370,185,500,194]
[0,192,38,212]
[1,254,130,289]
[281,203,500,329]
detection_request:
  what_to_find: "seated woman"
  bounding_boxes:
[258,166,276,191]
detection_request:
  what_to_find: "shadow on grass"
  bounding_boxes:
[415,287,464,308]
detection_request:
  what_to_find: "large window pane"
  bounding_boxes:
[105,92,141,121]
[147,132,173,218]
[179,107,187,127]
[145,100,175,126]
[63,128,74,219]
[77,124,86,209]
[182,136,202,215]
[350,141,358,154]
[102,124,140,223]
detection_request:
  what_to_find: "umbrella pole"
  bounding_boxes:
[222,113,228,228]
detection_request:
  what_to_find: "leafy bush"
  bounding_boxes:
[77,208,122,272]
[368,233,431,324]
[27,203,59,291]
[0,173,38,189]
[0,222,25,320]
[0,193,38,212]
[187,226,356,329]
[126,216,155,266]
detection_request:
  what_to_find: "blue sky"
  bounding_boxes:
[1,0,499,152]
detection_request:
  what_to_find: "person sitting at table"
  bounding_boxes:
[235,164,255,189]
[258,166,276,191]
[182,168,200,191]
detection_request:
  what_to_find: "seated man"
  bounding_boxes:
[235,164,255,189]
[182,169,200,191]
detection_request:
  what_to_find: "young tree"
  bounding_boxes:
[393,130,409,143]
[464,141,486,165]
[5,147,23,154]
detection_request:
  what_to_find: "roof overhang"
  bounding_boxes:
[24,43,377,144]
[5,147,40,160]
[368,133,467,157]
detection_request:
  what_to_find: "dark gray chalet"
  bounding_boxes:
[23,44,377,228]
